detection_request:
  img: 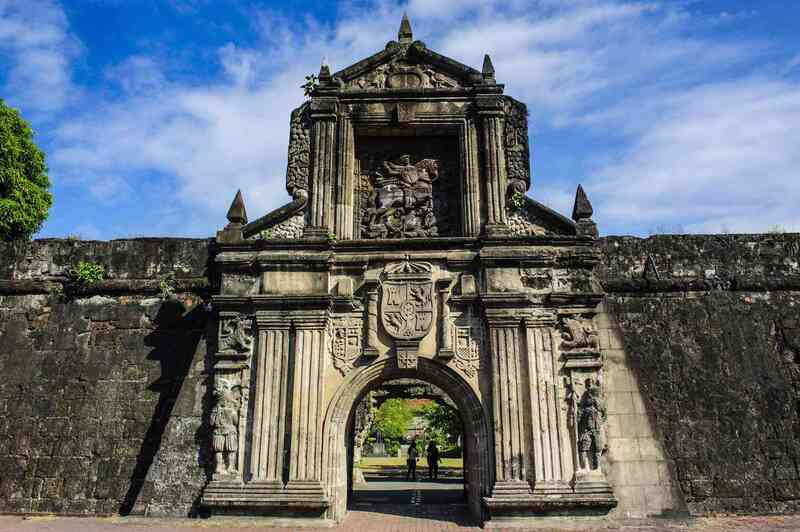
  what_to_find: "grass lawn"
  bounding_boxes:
[357,456,463,470]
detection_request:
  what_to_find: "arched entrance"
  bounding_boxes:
[321,357,492,523]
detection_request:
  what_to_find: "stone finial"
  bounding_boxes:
[398,12,413,43]
[572,184,593,221]
[482,54,496,81]
[226,189,248,226]
[572,184,598,237]
[318,60,332,83]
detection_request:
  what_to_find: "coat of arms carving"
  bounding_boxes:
[330,316,362,376]
[380,262,434,341]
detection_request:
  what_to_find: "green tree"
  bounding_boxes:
[372,398,415,441]
[0,99,52,241]
[420,402,463,448]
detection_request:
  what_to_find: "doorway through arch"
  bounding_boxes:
[320,357,492,524]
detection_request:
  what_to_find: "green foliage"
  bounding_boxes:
[509,191,525,210]
[259,228,274,239]
[0,99,52,241]
[302,74,319,97]
[69,261,105,285]
[159,272,176,299]
[372,398,415,442]
[420,402,463,448]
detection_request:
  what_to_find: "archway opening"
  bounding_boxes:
[349,379,466,511]
[321,358,491,525]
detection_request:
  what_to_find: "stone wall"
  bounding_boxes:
[597,234,800,515]
[1,234,799,517]
[0,239,213,516]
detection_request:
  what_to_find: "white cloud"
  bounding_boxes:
[4,0,797,238]
[0,0,80,113]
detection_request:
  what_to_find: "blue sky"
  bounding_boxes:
[1,0,799,239]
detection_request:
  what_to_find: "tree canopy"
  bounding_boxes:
[372,398,415,441]
[420,402,463,448]
[0,100,52,241]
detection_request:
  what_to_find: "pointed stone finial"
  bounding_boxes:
[572,184,593,221]
[482,54,495,81]
[226,189,248,226]
[398,12,413,43]
[318,60,332,83]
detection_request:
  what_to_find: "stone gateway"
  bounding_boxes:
[204,16,617,526]
[2,13,800,529]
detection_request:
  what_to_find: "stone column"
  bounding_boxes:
[523,317,572,495]
[250,314,292,486]
[486,312,530,496]
[477,95,509,235]
[460,119,482,237]
[363,279,380,357]
[437,279,455,359]
[306,98,338,237]
[286,312,328,496]
[334,115,355,240]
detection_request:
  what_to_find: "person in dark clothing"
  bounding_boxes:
[406,440,418,481]
[426,441,440,480]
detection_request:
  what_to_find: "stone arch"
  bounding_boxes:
[320,356,492,523]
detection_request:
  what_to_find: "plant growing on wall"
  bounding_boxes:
[0,99,53,241]
[69,261,105,285]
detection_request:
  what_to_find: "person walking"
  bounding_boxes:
[426,440,440,480]
[405,440,418,481]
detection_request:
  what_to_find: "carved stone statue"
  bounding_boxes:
[577,378,606,471]
[560,317,599,351]
[362,155,440,238]
[211,380,240,475]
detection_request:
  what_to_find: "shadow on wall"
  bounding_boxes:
[118,299,209,516]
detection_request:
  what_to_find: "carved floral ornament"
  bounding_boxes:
[219,315,254,354]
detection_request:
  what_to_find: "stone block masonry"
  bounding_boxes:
[1,233,799,518]
[0,238,212,516]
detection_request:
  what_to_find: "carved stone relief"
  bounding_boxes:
[454,325,481,378]
[356,136,459,238]
[381,262,434,340]
[330,315,363,376]
[559,317,599,351]
[345,60,460,90]
[504,97,530,190]
[361,155,440,238]
[286,102,311,197]
[211,378,241,475]
[219,315,254,354]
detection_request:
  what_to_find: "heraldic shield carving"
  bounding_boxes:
[381,262,434,345]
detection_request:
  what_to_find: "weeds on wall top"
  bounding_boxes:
[68,261,105,285]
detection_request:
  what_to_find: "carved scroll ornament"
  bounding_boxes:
[219,315,254,354]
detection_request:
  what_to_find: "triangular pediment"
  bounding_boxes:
[333,40,483,91]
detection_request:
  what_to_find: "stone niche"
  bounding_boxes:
[355,132,461,239]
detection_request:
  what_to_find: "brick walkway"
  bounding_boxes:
[2,512,800,532]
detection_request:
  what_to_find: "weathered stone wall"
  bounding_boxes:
[597,234,800,515]
[1,234,799,517]
[0,239,213,516]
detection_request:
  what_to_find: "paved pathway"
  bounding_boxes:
[3,478,799,532]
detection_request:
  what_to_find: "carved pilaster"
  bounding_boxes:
[523,316,572,495]
[478,96,509,235]
[286,312,328,496]
[306,98,338,237]
[485,312,528,495]
[437,278,455,359]
[249,314,291,486]
[363,279,380,357]
[334,116,355,239]
[461,119,482,237]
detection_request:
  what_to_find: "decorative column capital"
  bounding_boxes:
[309,97,339,120]
[292,310,329,329]
[255,312,291,329]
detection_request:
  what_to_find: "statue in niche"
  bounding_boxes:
[362,154,440,238]
[560,317,599,351]
[577,378,607,471]
[211,380,240,475]
[219,315,253,354]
